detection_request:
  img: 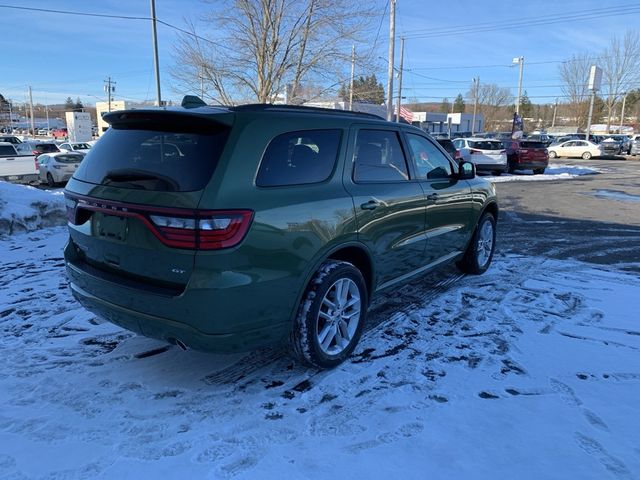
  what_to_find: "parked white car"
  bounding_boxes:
[452,137,508,175]
[58,142,92,154]
[38,151,84,186]
[547,140,603,160]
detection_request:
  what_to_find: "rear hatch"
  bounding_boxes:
[54,152,84,176]
[64,109,234,290]
[518,141,548,161]
[468,140,506,164]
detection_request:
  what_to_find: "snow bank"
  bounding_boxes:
[490,163,601,183]
[0,181,66,235]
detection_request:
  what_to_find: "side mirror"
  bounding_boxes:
[458,160,475,180]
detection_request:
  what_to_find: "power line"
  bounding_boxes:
[402,4,640,39]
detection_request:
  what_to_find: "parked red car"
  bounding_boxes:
[503,140,549,174]
[51,128,68,139]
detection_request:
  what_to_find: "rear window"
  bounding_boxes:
[256,129,341,187]
[35,144,59,153]
[0,145,16,155]
[520,141,545,149]
[55,154,84,164]
[468,140,502,150]
[73,126,229,192]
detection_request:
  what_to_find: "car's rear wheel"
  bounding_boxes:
[46,172,56,187]
[533,168,545,175]
[457,212,496,275]
[493,170,502,176]
[291,260,367,369]
[582,151,592,160]
[549,150,557,159]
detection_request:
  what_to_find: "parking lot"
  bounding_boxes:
[0,159,639,478]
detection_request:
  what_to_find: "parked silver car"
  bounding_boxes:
[38,152,84,186]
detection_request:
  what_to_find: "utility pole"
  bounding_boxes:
[45,99,50,131]
[471,76,479,135]
[619,92,628,132]
[28,86,35,136]
[395,37,405,123]
[349,45,355,111]
[513,56,524,114]
[386,0,396,121]
[150,0,162,106]
[551,99,558,128]
[104,77,116,112]
[585,91,596,142]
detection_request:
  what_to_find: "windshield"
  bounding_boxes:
[73,125,230,192]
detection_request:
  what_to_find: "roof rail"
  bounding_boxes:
[229,103,386,120]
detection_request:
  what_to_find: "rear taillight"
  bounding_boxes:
[454,150,462,159]
[64,193,253,251]
[149,211,253,250]
[469,149,482,154]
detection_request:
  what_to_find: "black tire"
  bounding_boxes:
[508,162,516,174]
[582,151,592,160]
[46,172,56,187]
[493,170,503,176]
[291,260,368,369]
[549,150,557,159]
[533,168,545,175]
[456,212,496,275]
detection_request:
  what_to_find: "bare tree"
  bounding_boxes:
[171,0,377,104]
[558,53,594,128]
[601,30,640,131]
[467,83,513,131]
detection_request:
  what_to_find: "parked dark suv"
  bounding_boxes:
[64,97,498,368]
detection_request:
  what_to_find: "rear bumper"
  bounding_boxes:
[0,173,39,184]
[474,163,508,173]
[65,241,292,353]
[68,280,288,352]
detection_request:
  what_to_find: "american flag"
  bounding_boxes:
[395,105,413,123]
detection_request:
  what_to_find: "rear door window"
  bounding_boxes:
[73,126,229,192]
[256,129,341,187]
[353,129,409,182]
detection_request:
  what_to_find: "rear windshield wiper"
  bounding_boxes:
[101,169,179,191]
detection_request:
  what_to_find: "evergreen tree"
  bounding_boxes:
[519,91,533,117]
[439,97,451,113]
[64,97,75,111]
[339,75,385,105]
[74,97,84,112]
[453,94,465,113]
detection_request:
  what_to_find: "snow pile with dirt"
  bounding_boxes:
[490,163,601,182]
[0,181,65,235]
[0,228,638,479]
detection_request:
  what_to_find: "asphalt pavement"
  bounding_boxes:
[495,157,640,273]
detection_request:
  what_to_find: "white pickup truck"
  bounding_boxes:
[0,142,39,184]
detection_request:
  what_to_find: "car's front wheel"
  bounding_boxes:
[582,151,592,160]
[291,260,368,369]
[457,212,496,275]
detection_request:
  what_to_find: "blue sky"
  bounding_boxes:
[1,0,638,107]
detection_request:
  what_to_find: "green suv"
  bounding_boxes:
[64,98,498,368]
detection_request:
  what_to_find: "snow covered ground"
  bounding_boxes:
[1,175,639,479]
[490,163,601,183]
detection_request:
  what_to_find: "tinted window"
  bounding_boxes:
[406,134,453,180]
[256,129,340,187]
[520,141,545,148]
[0,145,16,155]
[56,154,84,164]
[468,140,502,150]
[353,130,409,182]
[35,144,59,153]
[73,126,229,192]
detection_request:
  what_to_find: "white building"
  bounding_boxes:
[412,112,484,135]
[95,100,129,136]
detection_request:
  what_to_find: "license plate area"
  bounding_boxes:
[94,213,128,242]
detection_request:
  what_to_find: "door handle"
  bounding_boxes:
[426,193,439,201]
[360,200,381,210]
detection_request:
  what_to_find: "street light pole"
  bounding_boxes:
[386,0,396,121]
[513,56,524,114]
[471,76,479,135]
